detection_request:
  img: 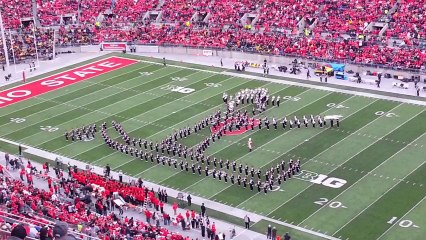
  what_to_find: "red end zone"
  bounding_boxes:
[0,57,138,108]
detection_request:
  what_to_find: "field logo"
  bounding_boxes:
[0,57,137,108]
[293,170,347,189]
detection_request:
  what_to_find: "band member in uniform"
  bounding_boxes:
[248,138,253,152]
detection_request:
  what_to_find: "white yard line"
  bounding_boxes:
[300,129,426,226]
[262,105,421,218]
[333,159,426,237]
[376,195,426,240]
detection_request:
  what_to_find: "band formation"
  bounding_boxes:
[64,88,341,194]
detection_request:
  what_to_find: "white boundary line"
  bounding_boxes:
[139,59,426,106]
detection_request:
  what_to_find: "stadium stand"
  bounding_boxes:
[0,0,33,29]
[0,161,196,240]
[36,0,79,26]
[0,0,425,69]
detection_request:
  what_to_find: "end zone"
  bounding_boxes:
[0,56,137,108]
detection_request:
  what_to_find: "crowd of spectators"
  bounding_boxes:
[112,0,158,23]
[0,0,33,29]
[257,0,320,31]
[0,153,224,240]
[36,0,79,26]
[386,0,426,40]
[0,0,425,69]
[315,0,396,36]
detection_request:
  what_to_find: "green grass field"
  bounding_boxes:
[0,54,425,240]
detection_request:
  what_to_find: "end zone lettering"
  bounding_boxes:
[0,57,137,108]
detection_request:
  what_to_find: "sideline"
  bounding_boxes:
[138,59,426,107]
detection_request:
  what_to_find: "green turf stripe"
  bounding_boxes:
[379,197,426,240]
[334,163,426,240]
[267,110,426,224]
[0,101,59,126]
[281,100,398,161]
[4,108,92,140]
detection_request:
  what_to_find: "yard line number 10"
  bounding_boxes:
[387,217,420,228]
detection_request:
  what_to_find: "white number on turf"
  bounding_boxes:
[387,217,419,228]
[139,72,153,76]
[40,126,59,132]
[10,118,26,123]
[171,77,187,82]
[161,85,195,94]
[314,198,346,208]
[205,83,221,88]
[327,103,349,109]
[375,111,398,118]
[282,96,301,102]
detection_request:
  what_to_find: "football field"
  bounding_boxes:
[0,54,425,240]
